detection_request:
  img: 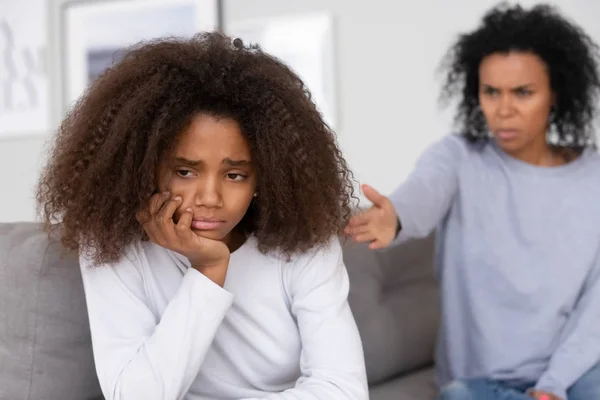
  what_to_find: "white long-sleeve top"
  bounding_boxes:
[79,235,368,400]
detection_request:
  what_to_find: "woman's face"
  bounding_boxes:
[478,51,555,159]
[156,113,257,248]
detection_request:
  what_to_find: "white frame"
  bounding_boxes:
[0,0,49,138]
[48,0,220,125]
[226,13,338,129]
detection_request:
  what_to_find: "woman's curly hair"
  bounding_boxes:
[36,32,356,264]
[439,2,600,148]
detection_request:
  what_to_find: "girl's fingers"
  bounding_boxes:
[175,208,194,237]
[148,191,171,215]
[156,196,182,223]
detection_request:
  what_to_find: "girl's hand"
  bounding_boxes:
[136,191,230,286]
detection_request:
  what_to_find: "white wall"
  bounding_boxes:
[224,0,600,203]
[2,0,599,222]
[0,136,48,221]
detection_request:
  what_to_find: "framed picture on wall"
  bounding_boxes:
[59,0,220,114]
[0,0,49,137]
[227,13,337,129]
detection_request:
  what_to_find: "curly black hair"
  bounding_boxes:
[36,32,356,265]
[439,2,600,148]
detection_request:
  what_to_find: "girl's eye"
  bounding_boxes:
[176,170,194,177]
[227,173,246,181]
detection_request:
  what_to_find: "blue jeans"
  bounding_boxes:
[437,362,600,400]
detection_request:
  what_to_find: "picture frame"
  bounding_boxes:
[226,13,338,129]
[55,0,221,117]
[0,0,49,137]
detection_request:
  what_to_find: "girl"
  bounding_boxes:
[37,33,368,400]
[346,4,600,400]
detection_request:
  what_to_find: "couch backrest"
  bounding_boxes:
[0,222,103,400]
[343,235,439,385]
[0,222,438,397]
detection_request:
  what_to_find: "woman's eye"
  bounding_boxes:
[515,88,531,97]
[176,170,193,177]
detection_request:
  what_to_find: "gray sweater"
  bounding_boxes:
[390,135,600,399]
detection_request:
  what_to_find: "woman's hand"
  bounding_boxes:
[136,191,231,286]
[344,185,399,249]
[529,390,562,400]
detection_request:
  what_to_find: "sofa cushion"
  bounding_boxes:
[343,234,439,385]
[369,368,437,400]
[0,222,102,400]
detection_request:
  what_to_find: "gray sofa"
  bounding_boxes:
[344,235,438,400]
[0,222,439,400]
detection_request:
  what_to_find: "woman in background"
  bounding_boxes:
[346,4,600,400]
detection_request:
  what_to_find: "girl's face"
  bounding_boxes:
[478,51,555,160]
[157,113,257,248]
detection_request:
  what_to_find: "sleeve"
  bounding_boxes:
[79,245,234,400]
[240,239,368,400]
[389,135,464,244]
[534,254,600,400]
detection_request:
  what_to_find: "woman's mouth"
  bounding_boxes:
[495,129,519,141]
